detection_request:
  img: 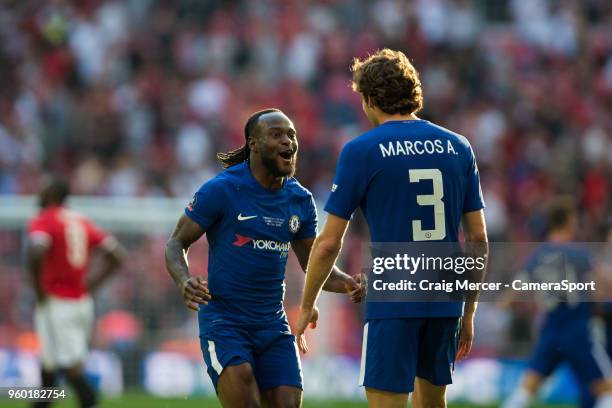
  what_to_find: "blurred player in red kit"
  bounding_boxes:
[26,176,126,408]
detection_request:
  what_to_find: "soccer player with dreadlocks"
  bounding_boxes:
[165,108,361,408]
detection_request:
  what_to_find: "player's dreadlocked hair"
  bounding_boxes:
[216,108,283,168]
[351,48,423,115]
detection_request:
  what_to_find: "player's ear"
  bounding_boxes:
[247,132,259,153]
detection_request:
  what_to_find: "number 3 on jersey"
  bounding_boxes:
[409,169,446,241]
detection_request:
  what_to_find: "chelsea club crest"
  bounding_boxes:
[289,215,300,234]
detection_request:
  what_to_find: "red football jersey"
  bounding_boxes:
[28,205,107,298]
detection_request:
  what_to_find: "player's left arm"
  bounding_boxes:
[294,214,350,353]
[83,220,126,294]
[458,208,489,361]
[87,236,127,294]
[291,237,360,300]
[456,143,488,360]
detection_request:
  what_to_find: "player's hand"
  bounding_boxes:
[346,274,364,303]
[34,285,47,304]
[293,305,319,354]
[456,314,474,361]
[180,276,211,311]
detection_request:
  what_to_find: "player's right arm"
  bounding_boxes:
[26,233,51,304]
[295,141,367,352]
[166,179,226,311]
[165,214,211,311]
[26,217,53,303]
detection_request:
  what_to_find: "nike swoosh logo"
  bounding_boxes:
[237,213,258,221]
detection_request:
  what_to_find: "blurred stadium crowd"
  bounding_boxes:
[0,0,611,387]
[1,0,611,239]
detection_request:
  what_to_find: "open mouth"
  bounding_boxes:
[279,150,293,161]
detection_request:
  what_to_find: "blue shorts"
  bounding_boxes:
[529,320,611,408]
[200,320,302,392]
[359,317,461,393]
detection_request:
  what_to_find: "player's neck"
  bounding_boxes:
[248,160,284,190]
[548,230,574,242]
[41,203,63,210]
[376,112,420,126]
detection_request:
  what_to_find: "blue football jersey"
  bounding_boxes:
[325,120,485,319]
[523,243,593,328]
[185,161,317,329]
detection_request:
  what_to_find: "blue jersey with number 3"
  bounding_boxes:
[325,120,485,319]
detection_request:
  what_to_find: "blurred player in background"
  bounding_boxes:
[27,176,126,408]
[165,109,361,408]
[599,219,612,360]
[502,198,612,408]
[295,49,488,408]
